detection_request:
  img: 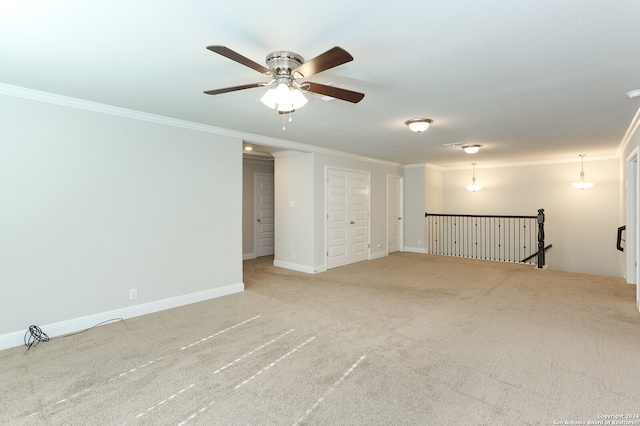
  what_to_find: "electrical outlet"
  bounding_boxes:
[129,288,138,300]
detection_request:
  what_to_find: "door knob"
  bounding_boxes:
[350,221,355,224]
[257,219,261,222]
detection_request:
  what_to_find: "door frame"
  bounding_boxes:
[387,174,404,253]
[626,148,639,311]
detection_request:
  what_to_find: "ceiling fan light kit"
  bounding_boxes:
[405,118,433,132]
[260,82,308,113]
[204,45,364,122]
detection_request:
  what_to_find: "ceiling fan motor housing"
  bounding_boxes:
[265,51,304,76]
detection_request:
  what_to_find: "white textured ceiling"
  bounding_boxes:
[1,1,639,167]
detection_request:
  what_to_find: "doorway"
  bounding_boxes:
[387,175,404,253]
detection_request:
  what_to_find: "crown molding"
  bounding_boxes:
[0,83,402,169]
[617,106,640,158]
[404,163,443,170]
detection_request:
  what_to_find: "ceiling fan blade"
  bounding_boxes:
[206,45,273,76]
[303,82,365,103]
[204,83,264,95]
[292,47,353,78]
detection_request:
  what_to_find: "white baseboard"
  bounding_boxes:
[243,252,256,260]
[404,246,427,254]
[370,251,388,260]
[0,282,244,352]
[273,260,318,274]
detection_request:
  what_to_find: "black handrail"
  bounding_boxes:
[425,213,536,219]
[617,226,626,252]
[521,244,553,263]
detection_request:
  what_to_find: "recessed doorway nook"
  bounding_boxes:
[242,152,274,260]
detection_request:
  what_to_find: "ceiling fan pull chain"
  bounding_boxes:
[282,112,286,130]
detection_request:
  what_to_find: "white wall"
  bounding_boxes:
[0,94,244,348]
[440,159,621,276]
[273,151,316,273]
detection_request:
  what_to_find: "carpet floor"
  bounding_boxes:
[1,253,639,425]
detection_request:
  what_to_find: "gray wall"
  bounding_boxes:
[272,151,403,273]
[0,93,244,347]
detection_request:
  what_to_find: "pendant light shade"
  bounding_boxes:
[466,163,482,192]
[571,154,594,189]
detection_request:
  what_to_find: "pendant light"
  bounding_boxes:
[571,154,594,190]
[466,163,482,192]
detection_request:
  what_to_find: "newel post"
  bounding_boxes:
[537,208,545,269]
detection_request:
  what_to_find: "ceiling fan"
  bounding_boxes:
[204,46,365,114]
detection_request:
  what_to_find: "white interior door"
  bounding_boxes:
[327,168,369,269]
[349,172,369,263]
[387,175,403,253]
[254,173,274,257]
[327,170,349,268]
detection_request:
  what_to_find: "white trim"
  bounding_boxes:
[0,282,244,351]
[387,174,404,254]
[625,148,638,286]
[243,252,257,260]
[404,246,427,254]
[405,163,443,171]
[405,156,619,172]
[0,83,402,169]
[370,251,388,260]
[273,260,318,274]
[442,155,619,171]
[618,106,640,158]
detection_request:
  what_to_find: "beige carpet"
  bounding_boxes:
[1,253,639,425]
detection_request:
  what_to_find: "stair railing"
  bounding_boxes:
[425,208,547,268]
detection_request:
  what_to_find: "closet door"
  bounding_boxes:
[326,168,369,269]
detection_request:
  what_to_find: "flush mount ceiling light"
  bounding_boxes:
[466,163,482,192]
[462,144,482,154]
[405,118,433,132]
[571,154,595,190]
